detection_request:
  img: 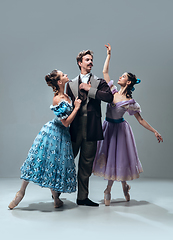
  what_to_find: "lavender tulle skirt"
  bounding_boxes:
[92,120,143,181]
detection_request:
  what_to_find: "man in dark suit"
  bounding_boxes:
[66,50,113,206]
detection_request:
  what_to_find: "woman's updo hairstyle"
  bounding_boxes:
[45,70,60,95]
[126,72,141,98]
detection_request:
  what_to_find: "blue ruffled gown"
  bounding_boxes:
[20,100,76,193]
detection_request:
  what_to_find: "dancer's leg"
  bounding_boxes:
[8,180,29,209]
[20,180,29,194]
[104,180,114,206]
[51,190,63,208]
[121,181,131,202]
[105,180,114,193]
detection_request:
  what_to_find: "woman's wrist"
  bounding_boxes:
[74,106,79,111]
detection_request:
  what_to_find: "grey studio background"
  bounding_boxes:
[0,0,172,179]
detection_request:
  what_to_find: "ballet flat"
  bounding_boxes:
[54,198,63,208]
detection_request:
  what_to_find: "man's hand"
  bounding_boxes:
[79,82,91,91]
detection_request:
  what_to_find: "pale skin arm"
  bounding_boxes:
[103,43,111,84]
[53,96,81,128]
[134,112,163,143]
[61,97,81,127]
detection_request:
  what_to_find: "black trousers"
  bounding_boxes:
[72,116,97,200]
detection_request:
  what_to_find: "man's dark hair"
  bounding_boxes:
[76,50,93,70]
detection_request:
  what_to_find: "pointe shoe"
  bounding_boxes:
[8,191,25,209]
[54,198,63,208]
[123,184,131,202]
[104,192,111,206]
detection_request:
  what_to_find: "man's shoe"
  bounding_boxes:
[77,198,99,207]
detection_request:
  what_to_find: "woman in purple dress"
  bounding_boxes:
[92,44,163,205]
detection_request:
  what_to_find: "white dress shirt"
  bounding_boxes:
[80,73,91,84]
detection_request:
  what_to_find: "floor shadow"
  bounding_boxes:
[99,198,149,207]
[15,198,77,212]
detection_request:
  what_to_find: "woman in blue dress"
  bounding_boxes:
[8,70,81,209]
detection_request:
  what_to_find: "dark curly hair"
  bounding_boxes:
[76,50,93,70]
[45,70,60,95]
[126,72,138,98]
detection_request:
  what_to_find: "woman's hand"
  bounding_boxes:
[134,113,163,143]
[61,97,81,127]
[105,43,111,55]
[154,131,163,143]
[74,97,82,110]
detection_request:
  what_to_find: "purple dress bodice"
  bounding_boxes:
[106,81,141,119]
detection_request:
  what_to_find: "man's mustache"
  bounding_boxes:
[87,64,93,67]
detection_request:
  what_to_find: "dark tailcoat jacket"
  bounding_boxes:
[66,74,113,142]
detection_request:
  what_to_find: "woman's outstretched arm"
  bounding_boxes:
[103,43,111,84]
[134,112,163,143]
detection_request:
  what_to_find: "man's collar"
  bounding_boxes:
[80,73,92,78]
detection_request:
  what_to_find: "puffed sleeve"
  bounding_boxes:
[50,101,72,120]
[127,101,141,115]
[108,80,118,95]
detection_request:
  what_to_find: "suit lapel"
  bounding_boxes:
[69,74,100,100]
[90,75,100,89]
[86,74,100,103]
